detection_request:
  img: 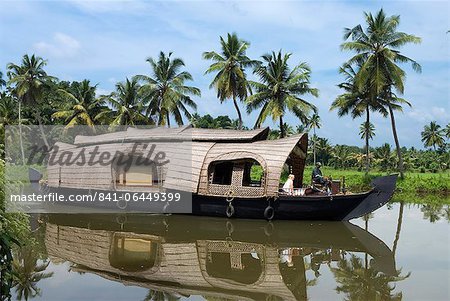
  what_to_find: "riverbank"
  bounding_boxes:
[304,166,450,204]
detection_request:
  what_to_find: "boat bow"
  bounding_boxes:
[343,174,398,221]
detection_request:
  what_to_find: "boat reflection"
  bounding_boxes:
[45,214,398,300]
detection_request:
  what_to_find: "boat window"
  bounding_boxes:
[206,251,263,284]
[109,235,158,272]
[242,161,263,187]
[210,161,233,185]
[115,158,159,187]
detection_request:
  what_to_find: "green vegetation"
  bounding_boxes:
[203,33,258,130]
[337,9,422,179]
[246,50,318,138]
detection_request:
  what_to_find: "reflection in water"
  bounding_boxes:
[12,248,53,301]
[420,203,449,223]
[110,234,160,272]
[35,214,404,300]
[331,255,409,301]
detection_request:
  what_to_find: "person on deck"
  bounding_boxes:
[312,162,331,191]
[282,174,295,195]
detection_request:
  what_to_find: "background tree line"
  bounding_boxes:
[0,9,448,175]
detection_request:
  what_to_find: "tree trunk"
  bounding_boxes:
[232,95,243,130]
[166,112,171,128]
[279,115,284,138]
[365,108,370,174]
[313,126,316,165]
[388,104,405,179]
[18,100,26,165]
[34,108,50,149]
[393,201,404,258]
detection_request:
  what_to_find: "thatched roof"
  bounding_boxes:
[74,125,269,145]
[48,127,307,197]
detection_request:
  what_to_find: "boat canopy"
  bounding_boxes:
[46,126,307,197]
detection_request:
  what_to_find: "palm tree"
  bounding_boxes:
[203,33,258,129]
[7,54,55,148]
[359,121,375,141]
[12,248,53,301]
[342,9,422,178]
[0,71,6,88]
[99,78,149,126]
[316,138,333,166]
[359,121,375,169]
[247,51,319,138]
[444,124,450,140]
[374,143,395,171]
[421,121,445,151]
[52,80,105,131]
[295,124,308,134]
[135,52,200,127]
[331,63,386,173]
[332,145,352,169]
[0,94,18,126]
[307,113,321,165]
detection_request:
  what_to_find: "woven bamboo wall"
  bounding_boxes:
[45,224,297,300]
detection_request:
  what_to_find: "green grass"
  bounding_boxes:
[304,166,450,204]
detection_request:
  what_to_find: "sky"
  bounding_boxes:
[0,0,449,148]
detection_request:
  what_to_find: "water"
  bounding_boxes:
[14,202,450,301]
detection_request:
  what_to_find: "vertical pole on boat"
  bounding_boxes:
[342,176,346,194]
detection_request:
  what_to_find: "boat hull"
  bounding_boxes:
[29,169,397,221]
[192,174,397,220]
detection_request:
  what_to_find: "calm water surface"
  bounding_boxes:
[18,201,450,301]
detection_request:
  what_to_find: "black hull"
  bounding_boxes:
[29,168,397,221]
[192,175,397,220]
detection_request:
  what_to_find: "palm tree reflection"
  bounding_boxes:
[331,254,409,301]
[142,289,181,301]
[12,248,53,301]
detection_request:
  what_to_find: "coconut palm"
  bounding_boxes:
[280,122,295,137]
[7,54,55,148]
[295,124,308,134]
[331,63,386,173]
[307,113,321,165]
[0,71,6,88]
[342,9,422,178]
[52,80,105,130]
[0,93,17,126]
[316,138,333,166]
[135,52,200,127]
[359,121,375,141]
[421,121,444,151]
[374,143,395,171]
[12,248,53,301]
[359,121,375,168]
[99,78,149,126]
[246,51,319,138]
[331,145,352,169]
[203,33,258,129]
[444,124,450,139]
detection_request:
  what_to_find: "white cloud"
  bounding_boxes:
[34,33,81,59]
[407,106,450,123]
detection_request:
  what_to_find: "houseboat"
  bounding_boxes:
[30,125,397,220]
